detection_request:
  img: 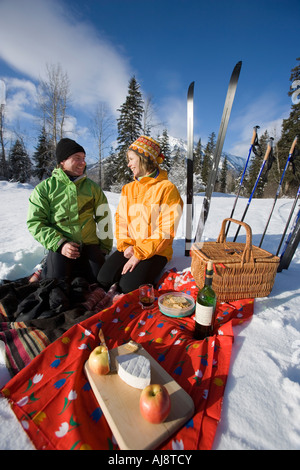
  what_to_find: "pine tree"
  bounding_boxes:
[201,132,216,187]
[0,80,7,179]
[168,148,185,193]
[102,150,119,192]
[220,156,228,193]
[32,126,53,180]
[193,138,203,193]
[158,129,171,171]
[194,138,202,175]
[8,139,32,183]
[276,58,300,196]
[114,76,144,185]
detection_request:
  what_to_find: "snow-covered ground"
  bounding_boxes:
[0,180,299,450]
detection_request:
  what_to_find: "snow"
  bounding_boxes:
[0,180,299,450]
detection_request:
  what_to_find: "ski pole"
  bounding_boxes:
[276,183,300,256]
[277,206,300,271]
[259,136,298,247]
[233,138,274,242]
[225,125,260,236]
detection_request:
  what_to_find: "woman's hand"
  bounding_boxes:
[121,255,140,274]
[124,246,134,259]
[61,242,80,259]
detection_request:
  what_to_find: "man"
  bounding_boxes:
[27,138,113,283]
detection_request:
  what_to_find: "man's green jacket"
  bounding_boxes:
[27,168,113,254]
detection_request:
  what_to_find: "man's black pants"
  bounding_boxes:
[42,244,106,283]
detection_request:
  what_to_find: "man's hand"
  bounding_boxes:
[61,242,81,259]
[121,255,140,274]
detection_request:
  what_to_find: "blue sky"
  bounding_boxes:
[0,0,299,164]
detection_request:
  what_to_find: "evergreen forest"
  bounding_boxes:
[0,59,299,198]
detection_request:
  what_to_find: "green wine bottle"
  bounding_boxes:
[194,261,217,340]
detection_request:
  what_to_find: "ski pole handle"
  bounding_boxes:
[252,138,273,195]
[263,138,273,161]
[251,125,260,145]
[277,136,298,188]
[289,136,298,155]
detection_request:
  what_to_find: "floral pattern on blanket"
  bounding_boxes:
[1,269,254,450]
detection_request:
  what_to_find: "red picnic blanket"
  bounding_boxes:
[1,269,254,450]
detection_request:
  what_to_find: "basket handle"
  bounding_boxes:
[217,218,254,265]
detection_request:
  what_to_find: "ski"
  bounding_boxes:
[233,138,274,242]
[259,136,298,248]
[277,206,300,272]
[276,183,300,256]
[225,125,260,236]
[194,61,242,243]
[185,81,195,256]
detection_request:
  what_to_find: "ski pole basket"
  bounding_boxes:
[191,218,280,301]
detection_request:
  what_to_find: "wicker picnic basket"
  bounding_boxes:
[191,218,280,302]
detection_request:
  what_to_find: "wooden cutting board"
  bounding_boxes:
[84,342,195,450]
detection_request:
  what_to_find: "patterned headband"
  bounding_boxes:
[129,136,165,165]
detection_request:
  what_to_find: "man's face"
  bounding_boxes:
[61,152,86,176]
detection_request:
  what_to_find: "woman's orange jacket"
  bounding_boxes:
[115,169,183,261]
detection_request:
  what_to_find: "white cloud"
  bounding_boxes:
[160,95,188,140]
[4,78,38,124]
[0,0,131,116]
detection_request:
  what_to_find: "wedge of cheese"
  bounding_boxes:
[116,353,151,389]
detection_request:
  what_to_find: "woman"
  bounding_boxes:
[97,135,183,293]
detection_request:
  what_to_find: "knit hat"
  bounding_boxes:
[129,136,165,165]
[56,138,85,164]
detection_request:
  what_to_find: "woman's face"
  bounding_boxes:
[127,150,144,178]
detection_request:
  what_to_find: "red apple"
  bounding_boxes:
[139,384,171,424]
[88,345,110,375]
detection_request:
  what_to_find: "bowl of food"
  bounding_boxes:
[158,292,195,318]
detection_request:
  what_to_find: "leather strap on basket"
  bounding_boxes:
[217,218,254,266]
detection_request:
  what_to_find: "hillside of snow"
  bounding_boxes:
[0,180,299,450]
